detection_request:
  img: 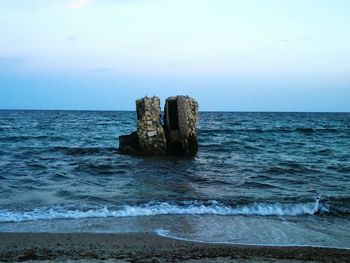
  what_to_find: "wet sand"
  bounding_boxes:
[0,232,349,262]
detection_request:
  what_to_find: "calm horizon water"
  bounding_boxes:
[0,110,350,248]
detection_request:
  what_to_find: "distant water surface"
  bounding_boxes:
[0,110,350,248]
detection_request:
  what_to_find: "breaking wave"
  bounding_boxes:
[0,199,332,223]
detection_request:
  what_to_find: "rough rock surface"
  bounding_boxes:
[136,96,167,155]
[164,96,199,155]
[119,95,198,156]
[119,131,139,155]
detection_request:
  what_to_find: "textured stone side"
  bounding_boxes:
[185,97,199,138]
[136,96,167,155]
[119,131,139,155]
[164,96,199,155]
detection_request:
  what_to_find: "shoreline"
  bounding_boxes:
[0,232,349,262]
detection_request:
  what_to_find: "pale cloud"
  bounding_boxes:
[65,0,91,9]
[0,56,24,66]
[279,34,315,43]
[65,36,77,42]
[91,67,115,73]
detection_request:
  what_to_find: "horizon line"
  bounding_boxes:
[0,108,349,114]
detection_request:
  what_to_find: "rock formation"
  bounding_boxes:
[164,96,199,155]
[119,95,198,156]
[135,96,167,155]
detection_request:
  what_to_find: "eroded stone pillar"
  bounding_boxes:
[136,96,167,155]
[164,96,199,155]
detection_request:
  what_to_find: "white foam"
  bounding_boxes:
[0,199,329,223]
[155,228,350,250]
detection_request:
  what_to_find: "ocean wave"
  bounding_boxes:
[198,127,344,134]
[51,146,119,156]
[0,199,332,223]
[0,135,63,142]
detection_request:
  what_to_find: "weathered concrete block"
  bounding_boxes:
[136,96,167,155]
[119,95,198,156]
[164,95,199,155]
[119,131,139,155]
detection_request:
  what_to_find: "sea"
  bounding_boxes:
[0,110,350,248]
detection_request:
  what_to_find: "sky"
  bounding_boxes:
[0,0,349,111]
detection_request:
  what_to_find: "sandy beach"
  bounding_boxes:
[0,232,349,262]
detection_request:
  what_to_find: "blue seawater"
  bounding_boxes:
[0,110,350,248]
